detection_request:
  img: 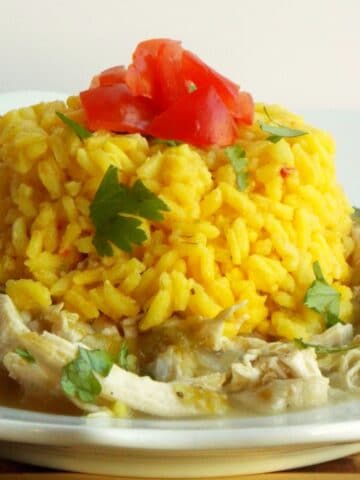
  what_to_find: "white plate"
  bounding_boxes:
[0,91,360,477]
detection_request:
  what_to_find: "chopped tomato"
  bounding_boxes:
[126,39,178,98]
[83,38,254,146]
[146,86,236,147]
[154,41,188,109]
[232,91,254,125]
[89,75,100,89]
[99,66,127,86]
[182,51,237,108]
[126,38,187,109]
[80,84,157,133]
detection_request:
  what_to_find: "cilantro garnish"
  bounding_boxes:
[118,343,129,370]
[188,83,197,93]
[55,111,92,140]
[294,337,358,355]
[61,347,113,404]
[259,106,307,143]
[225,145,248,191]
[15,348,35,364]
[90,166,169,256]
[352,206,360,221]
[153,139,182,147]
[304,261,342,328]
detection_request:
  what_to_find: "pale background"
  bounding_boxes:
[1,0,359,110]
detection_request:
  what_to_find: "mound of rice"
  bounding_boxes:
[0,97,354,340]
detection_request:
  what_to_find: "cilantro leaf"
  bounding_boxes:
[294,337,359,355]
[61,347,113,404]
[304,261,342,328]
[15,348,35,364]
[188,83,197,93]
[352,206,360,221]
[225,145,248,191]
[90,166,169,256]
[127,180,170,221]
[117,343,129,370]
[86,349,114,376]
[259,106,307,143]
[153,139,182,147]
[93,215,146,255]
[259,122,308,143]
[56,112,92,140]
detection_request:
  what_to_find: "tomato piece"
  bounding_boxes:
[80,84,157,133]
[89,66,126,89]
[154,41,188,109]
[182,50,253,124]
[99,65,127,86]
[146,86,236,147]
[89,75,100,89]
[232,91,254,125]
[182,51,238,104]
[126,38,187,109]
[126,39,177,98]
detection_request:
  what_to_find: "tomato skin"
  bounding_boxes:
[154,41,188,109]
[182,51,239,108]
[99,66,127,86]
[89,75,100,89]
[126,38,187,110]
[233,91,254,125]
[80,85,158,133]
[126,39,178,98]
[146,86,236,147]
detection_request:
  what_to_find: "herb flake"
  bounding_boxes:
[61,347,114,404]
[188,83,197,93]
[56,111,93,140]
[304,261,342,328]
[117,343,129,370]
[90,165,169,256]
[15,348,35,364]
[294,337,359,355]
[153,139,182,147]
[352,206,360,221]
[225,145,248,191]
[259,106,307,143]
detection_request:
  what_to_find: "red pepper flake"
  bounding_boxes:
[280,166,296,178]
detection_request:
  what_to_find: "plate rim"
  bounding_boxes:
[1,400,360,450]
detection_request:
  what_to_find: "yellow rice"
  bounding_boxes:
[0,97,354,340]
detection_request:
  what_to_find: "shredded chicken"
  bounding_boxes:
[311,323,354,347]
[230,377,329,413]
[1,292,360,417]
[0,294,218,417]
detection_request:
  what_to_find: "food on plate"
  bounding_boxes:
[0,38,359,418]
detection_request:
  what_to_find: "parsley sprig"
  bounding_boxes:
[61,343,137,403]
[61,347,113,404]
[352,206,360,222]
[153,139,181,147]
[225,145,248,191]
[90,166,169,256]
[294,338,359,355]
[15,348,35,364]
[118,343,130,370]
[56,112,92,140]
[304,261,342,328]
[259,106,307,143]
